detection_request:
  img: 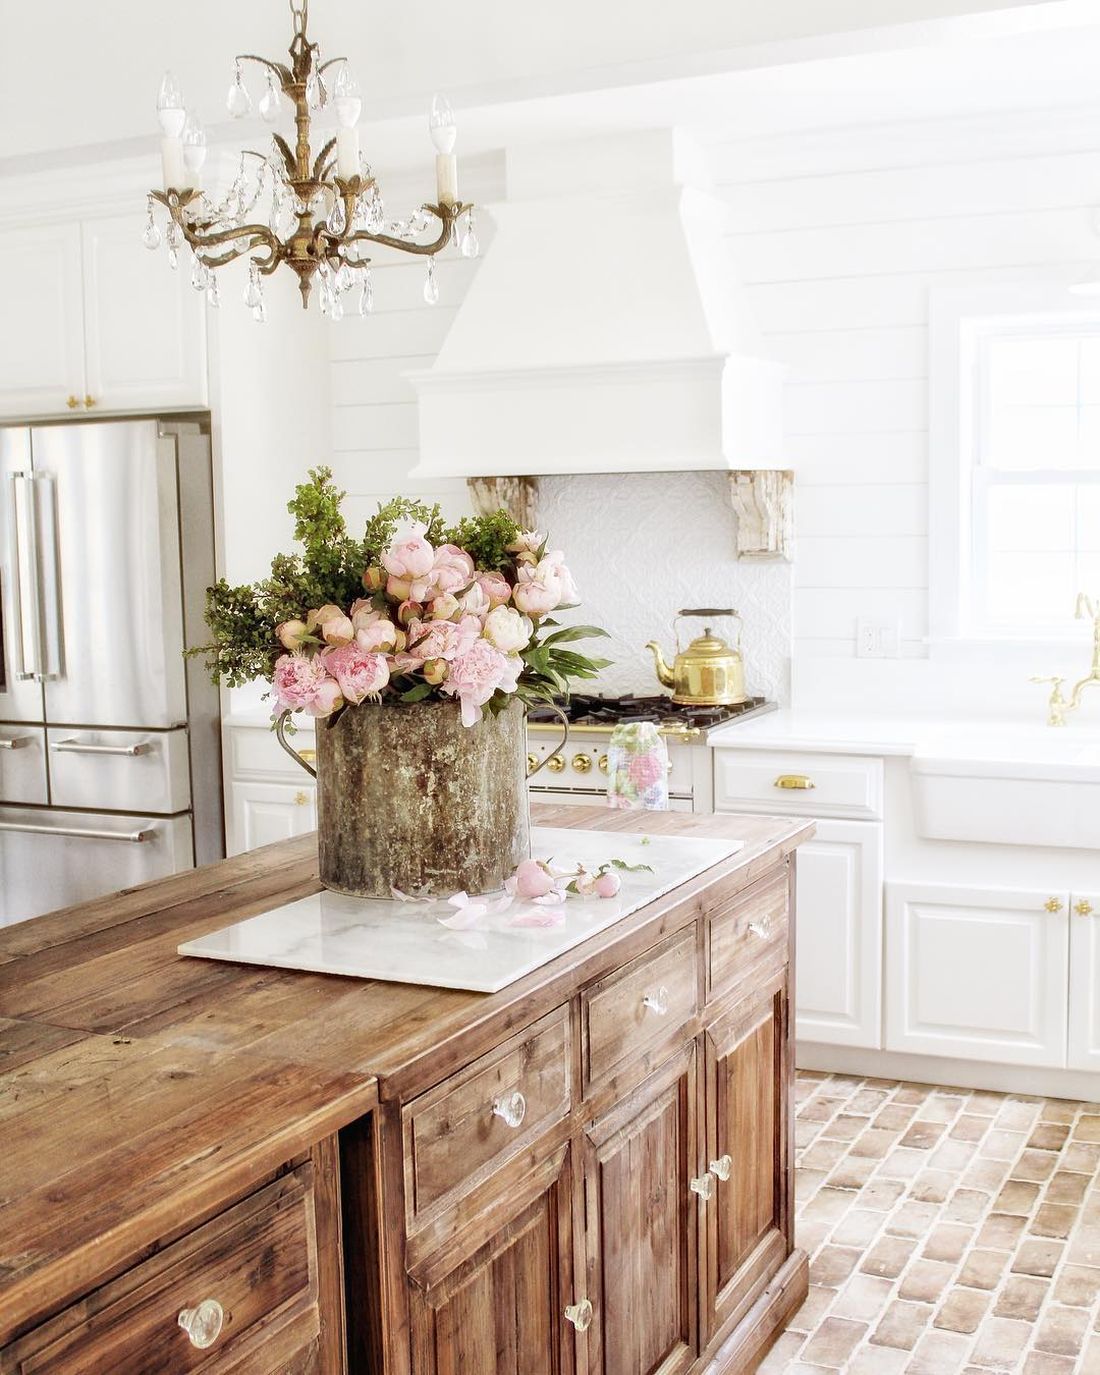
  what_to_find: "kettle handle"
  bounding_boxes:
[674,608,742,651]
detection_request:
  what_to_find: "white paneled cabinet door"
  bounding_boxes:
[886,883,1069,1068]
[1068,891,1100,1071]
[81,214,207,412]
[0,223,84,418]
[794,819,883,1050]
[229,782,316,856]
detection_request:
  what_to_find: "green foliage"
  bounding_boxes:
[442,510,522,571]
[185,580,275,688]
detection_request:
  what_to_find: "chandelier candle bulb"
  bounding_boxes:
[436,153,458,207]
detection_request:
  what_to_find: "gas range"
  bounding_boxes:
[526,693,777,813]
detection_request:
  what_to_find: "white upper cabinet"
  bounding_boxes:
[0,223,85,417]
[1068,891,1100,1072]
[81,214,206,413]
[0,214,205,420]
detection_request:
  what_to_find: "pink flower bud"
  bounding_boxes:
[276,618,309,651]
[362,566,385,592]
[422,658,448,685]
[594,870,621,899]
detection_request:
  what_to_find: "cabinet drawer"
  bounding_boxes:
[581,929,698,1089]
[707,868,789,1003]
[0,727,47,805]
[229,723,315,784]
[48,727,190,813]
[404,1005,571,1221]
[714,748,883,820]
[2,1169,318,1374]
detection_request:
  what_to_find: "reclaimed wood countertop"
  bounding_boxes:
[0,805,811,1343]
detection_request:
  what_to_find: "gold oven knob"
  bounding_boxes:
[598,754,609,774]
[572,753,592,774]
[546,753,565,773]
[527,752,539,773]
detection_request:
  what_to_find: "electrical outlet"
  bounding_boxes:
[857,618,901,658]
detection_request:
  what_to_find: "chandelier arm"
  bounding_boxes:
[340,205,468,258]
[181,220,285,264]
[237,54,293,87]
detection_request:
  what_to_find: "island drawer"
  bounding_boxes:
[403,1004,572,1222]
[714,748,883,820]
[581,928,698,1090]
[1,1168,320,1374]
[707,867,789,1002]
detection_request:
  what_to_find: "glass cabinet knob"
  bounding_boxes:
[710,1153,732,1182]
[747,920,770,939]
[690,1172,715,1201]
[178,1298,224,1349]
[642,985,670,1016]
[564,1298,593,1332]
[491,1089,526,1129]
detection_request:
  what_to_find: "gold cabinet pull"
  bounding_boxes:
[774,774,815,790]
[83,394,97,408]
[293,791,308,806]
[1075,899,1094,917]
[65,395,81,409]
[298,748,316,764]
[1044,897,1065,914]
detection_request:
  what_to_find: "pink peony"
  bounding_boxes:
[306,676,344,719]
[352,606,399,653]
[307,604,354,647]
[404,614,480,665]
[428,592,461,621]
[594,870,621,898]
[322,643,390,705]
[441,639,521,726]
[457,580,491,618]
[506,858,558,900]
[483,605,532,653]
[506,529,544,565]
[512,552,577,617]
[272,653,331,713]
[431,543,475,595]
[381,532,434,579]
[476,571,512,608]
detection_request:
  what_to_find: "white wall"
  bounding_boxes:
[711,104,1100,665]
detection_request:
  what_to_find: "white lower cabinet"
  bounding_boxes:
[1068,890,1100,1071]
[795,819,883,1050]
[229,780,316,856]
[885,882,1069,1068]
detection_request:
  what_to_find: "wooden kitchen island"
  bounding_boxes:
[0,806,812,1375]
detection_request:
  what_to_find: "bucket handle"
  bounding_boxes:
[274,704,569,781]
[274,710,317,779]
[526,704,570,779]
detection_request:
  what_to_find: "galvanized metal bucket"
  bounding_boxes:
[275,698,567,898]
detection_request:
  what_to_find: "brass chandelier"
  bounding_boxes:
[145,0,476,318]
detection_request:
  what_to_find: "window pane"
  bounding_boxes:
[986,405,1079,470]
[1077,553,1100,598]
[987,336,1079,408]
[1078,487,1100,553]
[986,484,1075,552]
[1074,407,1100,469]
[985,552,1076,624]
[1079,338,1100,403]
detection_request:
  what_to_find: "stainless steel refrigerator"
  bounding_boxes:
[0,417,223,923]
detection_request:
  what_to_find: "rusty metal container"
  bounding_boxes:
[277,698,547,898]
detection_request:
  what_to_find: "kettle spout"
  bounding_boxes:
[645,640,675,689]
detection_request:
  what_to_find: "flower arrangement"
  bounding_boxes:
[190,468,611,725]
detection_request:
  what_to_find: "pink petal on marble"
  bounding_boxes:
[510,906,567,928]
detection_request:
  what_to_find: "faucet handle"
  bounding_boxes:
[1030,675,1067,726]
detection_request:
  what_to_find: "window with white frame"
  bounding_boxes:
[931,287,1100,643]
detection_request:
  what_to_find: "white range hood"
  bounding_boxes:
[410,131,784,480]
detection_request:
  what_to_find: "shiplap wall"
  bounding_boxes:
[714,105,1100,660]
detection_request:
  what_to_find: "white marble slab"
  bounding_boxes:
[178,827,742,993]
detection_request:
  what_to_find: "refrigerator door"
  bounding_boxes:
[0,806,193,925]
[32,420,187,729]
[0,428,46,724]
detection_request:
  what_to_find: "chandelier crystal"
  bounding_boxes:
[146,0,474,316]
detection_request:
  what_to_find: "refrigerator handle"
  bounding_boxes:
[6,472,41,681]
[33,473,62,683]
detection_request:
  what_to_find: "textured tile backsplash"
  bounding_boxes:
[537,471,793,704]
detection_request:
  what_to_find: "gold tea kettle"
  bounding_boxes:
[646,609,748,706]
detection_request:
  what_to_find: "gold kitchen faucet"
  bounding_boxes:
[1032,593,1100,726]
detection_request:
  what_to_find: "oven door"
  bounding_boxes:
[529,786,694,814]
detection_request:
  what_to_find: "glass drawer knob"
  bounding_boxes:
[492,1090,526,1129]
[642,985,670,1016]
[748,920,770,939]
[710,1153,732,1182]
[690,1172,714,1201]
[178,1298,224,1349]
[564,1298,593,1332]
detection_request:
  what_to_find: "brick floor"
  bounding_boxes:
[761,1072,1100,1373]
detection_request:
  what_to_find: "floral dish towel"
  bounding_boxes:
[606,721,669,810]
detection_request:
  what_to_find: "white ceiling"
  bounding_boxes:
[0,0,1096,173]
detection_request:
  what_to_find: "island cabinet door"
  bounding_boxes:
[580,1044,698,1375]
[408,1146,578,1375]
[701,974,791,1345]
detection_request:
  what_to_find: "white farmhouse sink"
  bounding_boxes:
[911,724,1100,850]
